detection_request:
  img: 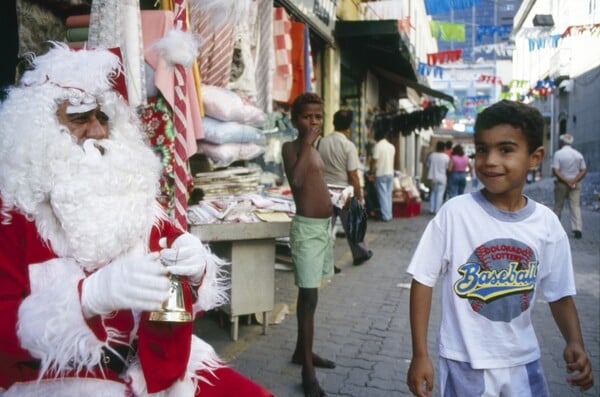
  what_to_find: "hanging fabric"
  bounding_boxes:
[287,21,306,104]
[88,0,147,107]
[254,0,275,113]
[272,7,293,103]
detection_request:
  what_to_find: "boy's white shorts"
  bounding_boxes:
[439,357,549,397]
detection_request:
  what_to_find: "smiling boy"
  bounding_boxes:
[405,100,593,396]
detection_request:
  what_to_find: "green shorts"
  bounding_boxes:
[290,215,334,288]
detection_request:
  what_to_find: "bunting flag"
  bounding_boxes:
[477,74,503,85]
[502,79,556,102]
[508,80,529,89]
[172,0,190,230]
[472,43,514,57]
[475,25,512,42]
[426,49,462,65]
[562,23,600,37]
[417,62,444,78]
[463,95,490,107]
[424,0,482,15]
[527,34,561,51]
[430,21,465,42]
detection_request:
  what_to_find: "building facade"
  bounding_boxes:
[511,0,600,173]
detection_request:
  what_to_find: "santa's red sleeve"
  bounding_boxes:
[0,203,58,387]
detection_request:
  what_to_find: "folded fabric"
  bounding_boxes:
[197,142,265,169]
[201,85,266,127]
[66,27,89,42]
[201,117,262,145]
[66,14,91,28]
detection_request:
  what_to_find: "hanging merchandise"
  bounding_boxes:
[254,0,275,113]
[88,0,147,107]
[188,1,251,88]
[374,105,449,138]
[288,21,306,103]
[147,1,198,230]
[272,7,293,103]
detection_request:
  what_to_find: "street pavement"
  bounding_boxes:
[196,178,600,397]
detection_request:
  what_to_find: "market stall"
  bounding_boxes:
[189,221,290,341]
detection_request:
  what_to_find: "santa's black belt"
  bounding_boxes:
[23,345,133,374]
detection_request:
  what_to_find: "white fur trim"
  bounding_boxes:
[126,335,223,396]
[17,258,112,377]
[192,250,229,314]
[152,29,198,68]
[20,43,121,97]
[2,378,127,397]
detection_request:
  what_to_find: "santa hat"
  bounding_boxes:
[19,43,126,113]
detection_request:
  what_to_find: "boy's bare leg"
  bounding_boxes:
[292,288,336,369]
[294,288,327,396]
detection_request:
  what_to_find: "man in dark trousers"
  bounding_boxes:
[317,109,372,272]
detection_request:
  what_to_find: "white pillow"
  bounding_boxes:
[201,85,266,127]
[201,116,262,145]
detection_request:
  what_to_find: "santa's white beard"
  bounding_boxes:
[36,123,164,270]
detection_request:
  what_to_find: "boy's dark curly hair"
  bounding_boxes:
[291,92,323,121]
[474,100,544,153]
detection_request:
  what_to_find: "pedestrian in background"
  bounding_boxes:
[406,100,593,397]
[282,92,336,397]
[442,140,454,200]
[447,144,470,198]
[552,133,587,239]
[469,153,479,189]
[317,109,372,272]
[426,141,450,214]
[369,125,396,222]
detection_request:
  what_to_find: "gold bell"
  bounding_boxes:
[148,274,193,322]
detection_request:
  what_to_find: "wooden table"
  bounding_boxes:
[189,221,290,341]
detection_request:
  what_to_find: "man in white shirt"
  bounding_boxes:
[552,133,587,239]
[369,126,396,222]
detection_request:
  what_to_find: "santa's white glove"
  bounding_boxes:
[159,233,208,284]
[81,253,171,318]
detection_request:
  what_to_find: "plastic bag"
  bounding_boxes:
[347,197,367,244]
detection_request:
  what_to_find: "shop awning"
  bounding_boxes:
[335,20,454,104]
[372,66,455,104]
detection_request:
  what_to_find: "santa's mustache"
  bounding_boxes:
[81,138,115,157]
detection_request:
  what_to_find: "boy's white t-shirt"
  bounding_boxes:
[407,190,576,370]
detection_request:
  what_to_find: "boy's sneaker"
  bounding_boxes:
[574,230,582,239]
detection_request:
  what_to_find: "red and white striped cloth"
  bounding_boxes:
[172,0,191,230]
[272,7,292,103]
[192,9,235,88]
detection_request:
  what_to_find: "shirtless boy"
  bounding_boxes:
[282,93,336,397]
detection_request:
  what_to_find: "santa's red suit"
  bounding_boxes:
[0,204,273,397]
[0,44,272,397]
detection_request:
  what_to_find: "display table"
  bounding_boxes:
[189,221,290,341]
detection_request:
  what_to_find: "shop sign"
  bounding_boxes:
[280,0,337,43]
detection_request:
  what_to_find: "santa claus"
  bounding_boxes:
[0,44,272,397]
